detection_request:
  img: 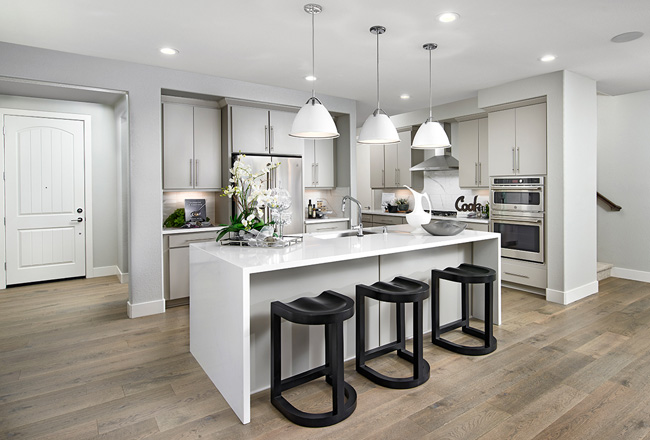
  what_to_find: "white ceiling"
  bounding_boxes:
[1,0,649,120]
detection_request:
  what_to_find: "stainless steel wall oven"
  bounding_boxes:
[491,176,545,264]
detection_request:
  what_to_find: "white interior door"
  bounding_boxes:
[4,115,86,285]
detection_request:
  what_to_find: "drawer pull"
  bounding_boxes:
[504,272,530,279]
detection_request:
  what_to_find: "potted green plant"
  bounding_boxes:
[396,198,410,212]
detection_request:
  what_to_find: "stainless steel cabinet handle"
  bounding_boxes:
[382,170,385,186]
[311,163,315,186]
[395,168,398,186]
[504,272,530,279]
[189,159,193,186]
[315,163,319,185]
[475,162,478,185]
[516,147,520,172]
[195,159,199,187]
[264,125,269,151]
[270,126,275,152]
[316,226,338,231]
[512,148,515,173]
[479,162,482,185]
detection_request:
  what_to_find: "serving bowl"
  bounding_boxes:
[421,220,467,236]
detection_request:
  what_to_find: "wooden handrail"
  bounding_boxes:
[597,192,622,211]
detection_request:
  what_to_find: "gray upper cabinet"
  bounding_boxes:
[369,130,421,188]
[458,118,489,188]
[163,103,221,190]
[304,139,335,188]
[488,102,547,176]
[231,105,303,156]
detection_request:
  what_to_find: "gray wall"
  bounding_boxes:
[0,41,357,311]
[0,94,119,270]
[597,91,650,281]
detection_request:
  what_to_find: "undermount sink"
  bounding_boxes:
[312,229,382,239]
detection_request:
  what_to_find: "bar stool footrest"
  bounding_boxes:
[433,336,497,356]
[357,361,430,390]
[271,381,357,428]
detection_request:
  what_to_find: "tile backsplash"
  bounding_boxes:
[162,191,230,225]
[372,170,488,213]
[304,187,350,218]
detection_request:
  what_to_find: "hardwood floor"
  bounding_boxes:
[1,276,650,439]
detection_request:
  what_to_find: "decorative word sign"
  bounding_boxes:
[455,195,483,213]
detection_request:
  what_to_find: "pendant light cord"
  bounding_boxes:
[428,47,433,120]
[376,29,380,111]
[311,9,315,99]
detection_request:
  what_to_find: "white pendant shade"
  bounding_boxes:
[412,119,451,149]
[358,110,400,144]
[290,97,339,139]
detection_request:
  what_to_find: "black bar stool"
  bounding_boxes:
[270,291,357,427]
[431,263,497,356]
[356,276,430,389]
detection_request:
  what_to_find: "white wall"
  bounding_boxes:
[597,91,650,282]
[0,94,119,271]
[0,41,357,316]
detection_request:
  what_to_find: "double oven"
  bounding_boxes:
[490,176,545,264]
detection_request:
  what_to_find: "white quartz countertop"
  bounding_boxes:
[362,209,490,225]
[162,226,225,235]
[304,217,349,225]
[192,224,499,274]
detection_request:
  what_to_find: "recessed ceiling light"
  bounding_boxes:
[305,75,317,81]
[540,54,556,62]
[611,31,644,43]
[160,47,179,55]
[400,94,410,100]
[437,12,459,23]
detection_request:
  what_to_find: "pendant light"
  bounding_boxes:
[412,43,451,149]
[358,25,400,144]
[290,4,339,139]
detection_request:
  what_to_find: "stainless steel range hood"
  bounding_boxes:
[410,148,459,171]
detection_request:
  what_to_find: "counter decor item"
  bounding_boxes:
[422,220,467,236]
[217,154,280,242]
[396,198,410,212]
[404,185,432,227]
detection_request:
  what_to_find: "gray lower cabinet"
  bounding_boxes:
[305,220,349,233]
[462,222,489,232]
[165,231,218,302]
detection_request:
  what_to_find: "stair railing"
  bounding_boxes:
[597,192,622,211]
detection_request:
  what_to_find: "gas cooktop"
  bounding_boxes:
[425,210,458,217]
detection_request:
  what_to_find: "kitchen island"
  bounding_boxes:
[189,224,501,424]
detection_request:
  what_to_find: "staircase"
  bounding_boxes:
[597,262,613,281]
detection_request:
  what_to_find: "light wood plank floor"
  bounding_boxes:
[1,276,650,439]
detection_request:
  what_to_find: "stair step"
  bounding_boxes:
[597,262,613,281]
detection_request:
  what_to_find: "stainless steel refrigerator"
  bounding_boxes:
[236,155,303,235]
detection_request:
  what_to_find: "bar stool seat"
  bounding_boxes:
[356,276,430,389]
[271,291,357,427]
[431,263,497,356]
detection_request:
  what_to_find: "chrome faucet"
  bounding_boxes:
[341,195,364,236]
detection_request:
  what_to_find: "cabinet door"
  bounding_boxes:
[369,145,385,188]
[384,143,399,187]
[314,139,335,188]
[163,103,194,189]
[231,106,269,154]
[478,118,489,187]
[269,110,304,156]
[193,107,221,189]
[396,130,412,187]
[516,103,547,175]
[169,247,189,300]
[458,119,479,187]
[303,140,315,187]
[488,108,516,176]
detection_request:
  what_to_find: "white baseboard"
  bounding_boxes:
[91,265,118,278]
[127,299,166,318]
[612,267,650,283]
[546,280,599,305]
[90,265,129,283]
[117,268,129,284]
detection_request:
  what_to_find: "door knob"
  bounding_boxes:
[77,208,83,213]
